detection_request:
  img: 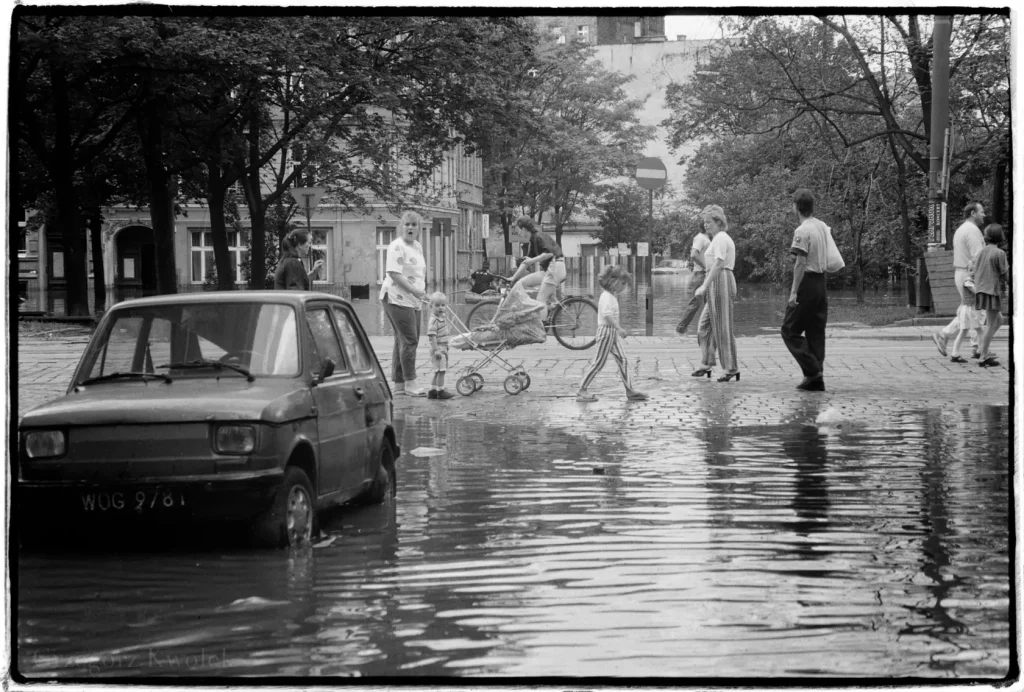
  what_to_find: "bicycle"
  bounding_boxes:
[464,273,599,350]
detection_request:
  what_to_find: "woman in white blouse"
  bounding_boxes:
[692,205,740,382]
[380,210,429,396]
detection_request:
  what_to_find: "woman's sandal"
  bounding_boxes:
[717,372,740,382]
[691,368,712,378]
[576,392,598,402]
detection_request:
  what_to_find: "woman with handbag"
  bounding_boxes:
[781,188,840,391]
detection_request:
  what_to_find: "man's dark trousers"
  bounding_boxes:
[781,272,827,377]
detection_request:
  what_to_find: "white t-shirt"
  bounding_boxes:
[703,231,736,271]
[691,232,711,270]
[598,290,619,327]
[952,221,984,270]
[380,238,426,309]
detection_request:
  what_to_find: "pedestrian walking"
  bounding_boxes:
[426,292,454,399]
[692,205,740,382]
[380,210,429,396]
[970,224,1009,368]
[948,272,983,364]
[781,188,833,391]
[675,224,712,334]
[576,265,648,403]
[274,229,325,290]
[932,202,986,359]
[507,215,565,320]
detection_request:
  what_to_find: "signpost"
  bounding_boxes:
[634,157,667,335]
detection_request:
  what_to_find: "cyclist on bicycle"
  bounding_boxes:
[507,215,565,320]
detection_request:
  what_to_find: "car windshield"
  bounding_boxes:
[79,302,300,382]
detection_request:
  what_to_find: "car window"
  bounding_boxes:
[331,306,374,372]
[306,308,347,374]
[82,303,300,380]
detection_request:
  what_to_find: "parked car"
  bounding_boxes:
[17,291,399,548]
[651,259,689,274]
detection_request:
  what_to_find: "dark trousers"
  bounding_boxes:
[781,272,827,377]
[676,272,706,333]
[383,295,421,383]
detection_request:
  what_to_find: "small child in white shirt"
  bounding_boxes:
[426,292,454,399]
[576,265,648,403]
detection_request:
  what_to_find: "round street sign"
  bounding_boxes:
[635,157,667,190]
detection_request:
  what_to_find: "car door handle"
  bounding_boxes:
[354,387,365,399]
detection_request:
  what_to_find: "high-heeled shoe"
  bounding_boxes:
[717,372,740,382]
[691,368,712,378]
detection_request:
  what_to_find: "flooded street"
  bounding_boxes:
[17,404,1010,678]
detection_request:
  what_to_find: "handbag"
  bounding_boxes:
[824,225,845,273]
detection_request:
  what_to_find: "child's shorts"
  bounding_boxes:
[431,350,448,372]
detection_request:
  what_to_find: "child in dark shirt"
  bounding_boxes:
[970,224,1009,367]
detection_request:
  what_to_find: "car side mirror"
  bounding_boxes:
[314,358,335,385]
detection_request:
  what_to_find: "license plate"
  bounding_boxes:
[79,488,186,513]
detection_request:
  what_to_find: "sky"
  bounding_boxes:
[663,15,722,41]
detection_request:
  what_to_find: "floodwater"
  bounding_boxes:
[16,405,1010,679]
[350,272,908,338]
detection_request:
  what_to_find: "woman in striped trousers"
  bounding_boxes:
[693,205,740,382]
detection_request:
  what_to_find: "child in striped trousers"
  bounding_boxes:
[576,265,649,403]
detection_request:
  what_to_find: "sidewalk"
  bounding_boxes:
[14,323,1010,418]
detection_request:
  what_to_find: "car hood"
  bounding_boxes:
[19,379,314,428]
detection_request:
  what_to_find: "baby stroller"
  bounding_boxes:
[446,283,547,396]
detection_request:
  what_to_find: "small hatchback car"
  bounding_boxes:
[17,291,398,548]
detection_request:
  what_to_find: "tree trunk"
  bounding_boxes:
[86,207,106,314]
[139,111,178,294]
[50,63,90,316]
[244,175,267,289]
[206,182,235,291]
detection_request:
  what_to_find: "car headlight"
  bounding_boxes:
[23,430,66,459]
[214,425,257,455]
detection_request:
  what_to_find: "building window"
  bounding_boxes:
[552,26,565,44]
[190,230,250,284]
[577,25,589,42]
[17,208,27,255]
[376,227,395,284]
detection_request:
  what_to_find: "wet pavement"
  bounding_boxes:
[11,321,1014,680]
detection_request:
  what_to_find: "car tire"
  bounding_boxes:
[366,443,396,504]
[253,466,316,548]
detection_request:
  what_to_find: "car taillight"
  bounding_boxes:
[214,425,257,455]
[23,430,66,459]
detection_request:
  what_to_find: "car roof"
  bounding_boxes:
[106,291,351,311]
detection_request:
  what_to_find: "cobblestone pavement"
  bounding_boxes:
[13,324,1011,421]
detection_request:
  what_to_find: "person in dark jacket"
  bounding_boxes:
[274,229,324,290]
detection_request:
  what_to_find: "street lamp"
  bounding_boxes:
[292,186,326,274]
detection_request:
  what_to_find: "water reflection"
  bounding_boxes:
[16,405,1009,679]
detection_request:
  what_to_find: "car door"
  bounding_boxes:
[306,305,367,497]
[331,304,388,483]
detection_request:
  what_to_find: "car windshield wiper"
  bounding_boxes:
[157,360,254,382]
[78,371,173,386]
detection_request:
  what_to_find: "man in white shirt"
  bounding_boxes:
[932,202,985,358]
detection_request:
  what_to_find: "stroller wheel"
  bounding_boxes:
[504,374,523,396]
[519,373,531,390]
[456,376,476,396]
[470,373,484,391]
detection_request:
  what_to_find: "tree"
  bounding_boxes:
[480,28,652,252]
[15,14,144,314]
[662,13,1010,272]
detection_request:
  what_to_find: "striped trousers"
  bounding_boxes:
[578,326,634,391]
[697,270,738,372]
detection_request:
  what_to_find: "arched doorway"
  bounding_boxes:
[114,226,158,301]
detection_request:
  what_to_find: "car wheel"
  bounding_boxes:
[366,443,396,503]
[254,467,316,548]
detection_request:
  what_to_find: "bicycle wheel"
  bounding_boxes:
[550,297,598,350]
[466,300,500,331]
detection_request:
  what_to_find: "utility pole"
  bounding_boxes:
[634,157,666,336]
